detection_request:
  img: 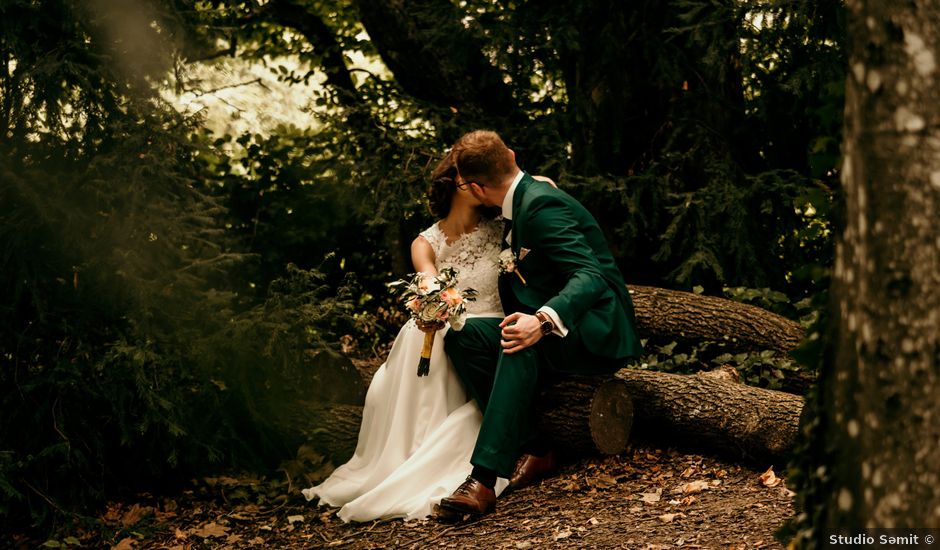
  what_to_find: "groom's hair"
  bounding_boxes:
[453,130,515,188]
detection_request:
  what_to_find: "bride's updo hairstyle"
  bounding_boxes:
[427,150,458,219]
[453,130,515,188]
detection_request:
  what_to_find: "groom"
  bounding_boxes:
[440,130,643,516]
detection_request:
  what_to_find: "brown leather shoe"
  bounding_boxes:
[506,451,557,493]
[439,476,496,516]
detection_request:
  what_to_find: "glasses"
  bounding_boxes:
[455,179,472,190]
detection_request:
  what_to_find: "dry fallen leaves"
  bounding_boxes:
[120,504,154,527]
[678,480,710,495]
[189,521,229,539]
[110,537,136,550]
[102,503,124,524]
[588,474,618,489]
[759,466,783,488]
[658,512,686,523]
[639,488,663,503]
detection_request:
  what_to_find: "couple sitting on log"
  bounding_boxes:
[302,130,643,521]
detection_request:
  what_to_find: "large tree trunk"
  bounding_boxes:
[805,0,940,539]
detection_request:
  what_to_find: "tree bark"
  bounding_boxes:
[805,0,940,538]
[618,369,802,464]
[282,402,364,463]
[628,285,805,353]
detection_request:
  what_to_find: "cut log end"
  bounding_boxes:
[590,379,634,455]
[537,374,634,456]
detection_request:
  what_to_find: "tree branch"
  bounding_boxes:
[264,0,363,108]
[353,0,515,118]
[182,77,267,98]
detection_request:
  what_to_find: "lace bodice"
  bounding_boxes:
[420,217,504,316]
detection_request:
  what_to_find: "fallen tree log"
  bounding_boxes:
[536,375,634,456]
[282,377,635,463]
[617,368,803,463]
[288,367,802,466]
[280,286,808,466]
[283,402,363,463]
[628,285,805,353]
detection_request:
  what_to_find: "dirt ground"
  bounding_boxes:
[26,446,795,550]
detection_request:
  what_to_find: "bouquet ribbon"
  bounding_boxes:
[416,320,445,376]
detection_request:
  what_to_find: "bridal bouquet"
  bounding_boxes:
[388,267,477,376]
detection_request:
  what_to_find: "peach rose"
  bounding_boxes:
[440,287,463,307]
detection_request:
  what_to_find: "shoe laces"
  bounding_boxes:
[454,476,477,495]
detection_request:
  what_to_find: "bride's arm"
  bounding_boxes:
[411,236,440,333]
[411,236,438,276]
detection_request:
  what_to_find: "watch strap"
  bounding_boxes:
[534,311,554,335]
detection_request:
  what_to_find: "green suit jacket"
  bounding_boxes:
[499,173,643,362]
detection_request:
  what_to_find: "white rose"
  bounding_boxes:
[449,312,466,331]
[418,301,445,322]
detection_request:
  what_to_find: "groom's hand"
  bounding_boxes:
[499,313,543,354]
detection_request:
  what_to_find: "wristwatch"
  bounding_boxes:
[534,311,554,336]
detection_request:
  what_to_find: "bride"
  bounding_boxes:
[302,151,551,521]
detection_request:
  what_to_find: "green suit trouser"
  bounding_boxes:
[444,317,620,477]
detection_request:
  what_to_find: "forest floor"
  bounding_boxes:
[27,446,795,550]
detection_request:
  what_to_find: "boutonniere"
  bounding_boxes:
[497,248,527,285]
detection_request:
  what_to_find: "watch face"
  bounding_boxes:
[540,321,552,335]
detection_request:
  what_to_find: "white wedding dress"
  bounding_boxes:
[302,217,507,522]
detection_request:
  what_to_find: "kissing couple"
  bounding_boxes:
[303,130,642,521]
